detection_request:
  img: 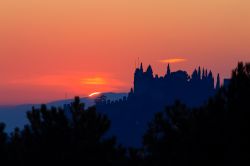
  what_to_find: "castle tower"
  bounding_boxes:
[208,70,213,78]
[192,69,198,80]
[202,68,205,80]
[198,66,201,80]
[208,70,214,89]
[140,63,143,72]
[146,65,153,78]
[216,74,221,90]
[134,63,144,94]
[165,63,171,78]
[167,63,171,76]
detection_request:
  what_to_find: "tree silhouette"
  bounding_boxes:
[0,123,7,162]
[142,62,250,166]
[2,96,126,165]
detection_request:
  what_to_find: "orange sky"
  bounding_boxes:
[0,0,250,105]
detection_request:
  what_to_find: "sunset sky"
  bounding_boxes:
[0,0,250,105]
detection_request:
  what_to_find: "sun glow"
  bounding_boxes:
[81,77,106,85]
[159,58,187,64]
[89,92,101,97]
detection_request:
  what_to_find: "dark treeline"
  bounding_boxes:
[0,62,250,165]
[0,98,127,165]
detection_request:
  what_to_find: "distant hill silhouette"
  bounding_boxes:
[95,63,228,147]
[0,92,127,132]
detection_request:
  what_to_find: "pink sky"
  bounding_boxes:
[0,0,250,105]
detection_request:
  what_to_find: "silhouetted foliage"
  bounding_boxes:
[142,62,250,166]
[0,123,7,161]
[0,97,127,165]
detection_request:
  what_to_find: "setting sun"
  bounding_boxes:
[88,92,101,97]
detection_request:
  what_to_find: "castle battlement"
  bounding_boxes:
[97,63,221,108]
[130,63,220,105]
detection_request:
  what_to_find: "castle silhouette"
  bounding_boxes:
[98,63,221,107]
[128,63,220,106]
[95,63,225,147]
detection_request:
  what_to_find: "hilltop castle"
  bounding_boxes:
[127,63,220,107]
[95,63,222,147]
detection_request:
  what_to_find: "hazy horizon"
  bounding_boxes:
[0,0,249,104]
